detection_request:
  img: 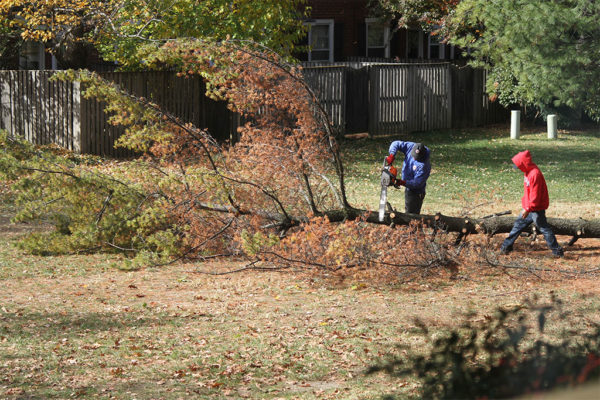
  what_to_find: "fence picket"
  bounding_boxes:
[16,71,24,141]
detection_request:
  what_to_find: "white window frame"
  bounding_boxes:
[18,41,58,70]
[365,18,390,58]
[304,19,334,63]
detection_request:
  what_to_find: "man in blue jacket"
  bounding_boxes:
[385,141,431,214]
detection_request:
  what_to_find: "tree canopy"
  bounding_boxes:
[0,0,308,69]
[0,14,20,69]
[448,0,600,120]
[368,0,460,32]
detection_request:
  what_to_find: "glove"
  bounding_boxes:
[385,154,395,165]
[394,179,406,188]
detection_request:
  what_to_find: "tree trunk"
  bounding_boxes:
[320,209,600,240]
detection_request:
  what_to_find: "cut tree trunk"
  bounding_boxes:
[320,209,600,241]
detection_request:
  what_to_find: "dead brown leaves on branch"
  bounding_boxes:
[254,218,459,280]
[141,41,474,280]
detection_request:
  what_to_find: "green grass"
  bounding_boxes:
[340,126,600,218]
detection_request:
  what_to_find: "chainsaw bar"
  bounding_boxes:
[378,164,392,222]
[378,183,388,222]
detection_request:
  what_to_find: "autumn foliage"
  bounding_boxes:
[0,0,308,68]
[0,0,105,43]
[370,0,462,33]
[0,39,469,275]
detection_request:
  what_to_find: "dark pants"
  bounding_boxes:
[501,210,563,255]
[405,189,425,214]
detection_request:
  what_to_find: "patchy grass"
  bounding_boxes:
[2,207,600,399]
[1,247,600,398]
[341,125,600,219]
[1,126,600,399]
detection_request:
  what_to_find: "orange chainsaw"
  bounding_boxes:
[378,160,398,222]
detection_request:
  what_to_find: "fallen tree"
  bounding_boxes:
[2,39,599,272]
[363,210,600,244]
[190,203,600,244]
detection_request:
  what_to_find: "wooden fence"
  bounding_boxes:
[0,65,509,157]
[299,62,507,136]
[301,62,451,135]
[302,66,346,135]
[0,70,81,151]
[80,72,237,157]
[0,70,237,157]
[369,63,452,135]
[450,66,508,128]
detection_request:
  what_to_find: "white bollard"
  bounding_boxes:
[547,114,557,139]
[510,110,521,139]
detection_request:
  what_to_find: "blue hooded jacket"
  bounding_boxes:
[388,141,431,194]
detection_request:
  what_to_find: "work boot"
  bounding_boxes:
[553,249,564,258]
[499,245,512,255]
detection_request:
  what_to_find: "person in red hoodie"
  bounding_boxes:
[500,150,564,257]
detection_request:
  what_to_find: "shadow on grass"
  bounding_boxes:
[342,130,599,165]
[0,309,197,397]
[1,375,195,399]
[1,310,238,399]
[0,309,182,342]
[0,377,196,399]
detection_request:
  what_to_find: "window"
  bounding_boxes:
[407,29,423,59]
[305,19,334,62]
[366,18,390,58]
[19,41,45,70]
[428,32,442,59]
[427,27,454,60]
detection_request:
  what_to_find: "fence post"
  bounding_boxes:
[72,81,82,153]
[368,66,378,136]
[446,64,452,129]
[547,114,557,139]
[510,110,520,139]
[472,69,482,126]
[340,67,347,136]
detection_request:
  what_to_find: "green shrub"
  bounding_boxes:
[369,295,600,399]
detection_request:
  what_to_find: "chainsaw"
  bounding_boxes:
[378,160,399,222]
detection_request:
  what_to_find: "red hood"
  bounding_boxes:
[512,150,536,173]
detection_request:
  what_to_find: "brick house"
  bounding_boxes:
[10,1,457,70]
[298,0,458,63]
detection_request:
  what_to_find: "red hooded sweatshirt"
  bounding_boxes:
[512,150,549,212]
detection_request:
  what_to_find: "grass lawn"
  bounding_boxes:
[341,125,600,219]
[1,126,600,399]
